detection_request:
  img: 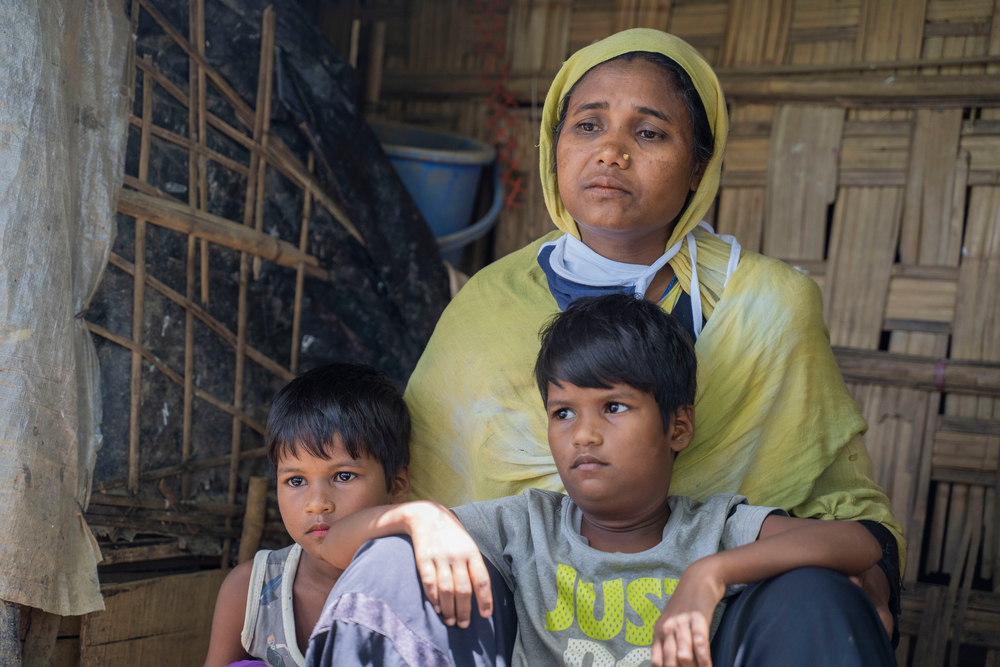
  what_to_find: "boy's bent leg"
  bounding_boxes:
[304,536,516,667]
[711,567,897,667]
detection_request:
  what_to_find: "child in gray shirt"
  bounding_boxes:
[311,294,893,667]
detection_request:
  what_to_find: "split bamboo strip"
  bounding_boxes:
[183,0,199,501]
[221,11,275,568]
[832,348,1000,395]
[951,487,986,667]
[764,105,844,260]
[127,115,250,176]
[290,153,315,375]
[899,109,964,266]
[252,8,277,280]
[904,392,944,584]
[107,252,294,382]
[196,0,209,305]
[94,446,268,493]
[128,56,154,495]
[714,187,764,253]
[137,0,365,246]
[117,189,322,272]
[824,187,904,349]
[90,494,241,516]
[381,70,1000,105]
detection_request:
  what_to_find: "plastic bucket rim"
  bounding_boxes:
[372,121,496,166]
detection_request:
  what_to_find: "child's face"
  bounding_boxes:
[546,381,693,521]
[276,435,409,564]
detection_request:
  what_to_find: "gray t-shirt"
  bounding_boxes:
[453,489,783,667]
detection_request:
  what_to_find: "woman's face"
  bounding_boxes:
[555,58,703,244]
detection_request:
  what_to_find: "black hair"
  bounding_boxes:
[552,51,714,175]
[534,294,697,432]
[265,363,410,490]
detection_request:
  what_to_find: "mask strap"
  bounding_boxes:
[686,232,703,340]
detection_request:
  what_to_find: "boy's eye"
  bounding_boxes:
[553,408,576,420]
[287,476,305,488]
[607,402,629,414]
[334,471,356,483]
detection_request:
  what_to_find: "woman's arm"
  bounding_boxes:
[320,501,494,628]
[650,515,882,667]
[203,560,254,667]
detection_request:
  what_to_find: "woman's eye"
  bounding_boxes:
[607,403,629,414]
[334,472,357,483]
[638,129,661,140]
[287,476,305,488]
[577,122,597,132]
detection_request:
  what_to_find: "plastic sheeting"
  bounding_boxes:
[0,0,130,615]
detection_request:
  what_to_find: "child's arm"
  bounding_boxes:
[320,500,494,629]
[650,516,882,667]
[203,560,254,667]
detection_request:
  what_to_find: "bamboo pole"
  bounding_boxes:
[290,152,314,375]
[183,0,199,501]
[237,477,269,563]
[128,55,154,495]
[833,348,1000,396]
[222,6,275,569]
[117,189,323,272]
[195,0,209,305]
[252,9,277,280]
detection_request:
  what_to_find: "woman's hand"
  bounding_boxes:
[403,501,494,629]
[650,558,725,667]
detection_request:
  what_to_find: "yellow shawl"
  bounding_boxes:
[404,29,904,565]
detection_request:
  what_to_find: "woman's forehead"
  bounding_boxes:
[564,58,690,117]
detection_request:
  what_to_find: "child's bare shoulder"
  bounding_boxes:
[204,559,256,667]
[218,558,255,606]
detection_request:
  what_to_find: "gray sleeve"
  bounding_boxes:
[721,502,788,551]
[451,495,528,587]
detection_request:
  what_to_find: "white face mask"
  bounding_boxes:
[538,222,742,340]
[543,233,684,299]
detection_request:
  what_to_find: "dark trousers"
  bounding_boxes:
[304,538,896,667]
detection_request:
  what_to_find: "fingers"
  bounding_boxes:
[416,556,440,615]
[690,613,712,667]
[468,553,494,619]
[653,614,713,667]
[674,617,695,667]
[451,562,473,628]
[436,561,456,626]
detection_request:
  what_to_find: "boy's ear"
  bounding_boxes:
[668,405,695,454]
[390,466,410,504]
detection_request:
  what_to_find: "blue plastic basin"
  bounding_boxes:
[370,122,497,266]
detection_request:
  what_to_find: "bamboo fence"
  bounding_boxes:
[311,0,1000,664]
[83,0,363,583]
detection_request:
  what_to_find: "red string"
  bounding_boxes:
[473,0,524,209]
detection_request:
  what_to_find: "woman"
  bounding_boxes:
[403,29,902,651]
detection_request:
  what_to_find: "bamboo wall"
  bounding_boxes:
[315,1,1000,665]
